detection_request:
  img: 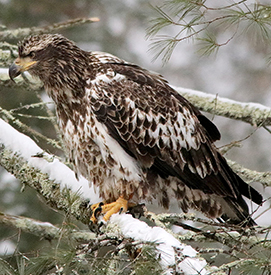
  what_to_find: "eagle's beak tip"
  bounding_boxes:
[9,62,22,82]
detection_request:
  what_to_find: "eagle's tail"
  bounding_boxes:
[216,153,262,227]
[174,180,259,227]
[218,196,257,227]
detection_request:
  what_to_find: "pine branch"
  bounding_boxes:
[0,17,100,41]
[0,212,96,242]
[148,1,271,61]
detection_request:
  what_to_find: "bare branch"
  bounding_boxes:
[0,17,100,41]
[0,212,96,242]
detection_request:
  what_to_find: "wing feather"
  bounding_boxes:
[89,61,262,205]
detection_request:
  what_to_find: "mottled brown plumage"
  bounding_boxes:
[9,34,262,226]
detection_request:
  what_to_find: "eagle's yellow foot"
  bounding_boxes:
[89,196,128,227]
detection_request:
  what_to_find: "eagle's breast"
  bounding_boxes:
[56,72,145,202]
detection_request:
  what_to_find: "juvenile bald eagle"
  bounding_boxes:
[9,34,262,227]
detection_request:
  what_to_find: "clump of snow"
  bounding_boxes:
[110,213,208,275]
[0,240,16,255]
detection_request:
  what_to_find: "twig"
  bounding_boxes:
[0,106,61,149]
[0,17,100,41]
[0,212,96,242]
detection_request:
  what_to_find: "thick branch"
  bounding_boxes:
[227,159,271,187]
[0,146,93,224]
[0,17,99,41]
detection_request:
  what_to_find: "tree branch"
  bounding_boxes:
[0,212,96,242]
[175,86,271,127]
[0,118,97,225]
[0,17,100,41]
[227,159,271,187]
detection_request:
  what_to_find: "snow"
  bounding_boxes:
[110,213,208,275]
[0,240,16,255]
[0,118,101,204]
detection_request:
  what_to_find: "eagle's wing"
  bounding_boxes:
[88,58,262,210]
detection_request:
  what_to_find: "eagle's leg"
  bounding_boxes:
[90,196,129,224]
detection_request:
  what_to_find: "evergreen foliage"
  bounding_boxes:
[147,0,271,62]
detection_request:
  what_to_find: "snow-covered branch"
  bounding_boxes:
[175,86,271,127]
[110,214,212,275]
[0,118,100,224]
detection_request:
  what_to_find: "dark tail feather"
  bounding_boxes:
[217,153,263,205]
[220,196,257,227]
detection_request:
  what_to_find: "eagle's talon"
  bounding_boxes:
[89,196,129,228]
[98,219,107,229]
[88,220,99,232]
[94,205,103,219]
[119,207,124,214]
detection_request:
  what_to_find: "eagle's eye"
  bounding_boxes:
[27,51,35,59]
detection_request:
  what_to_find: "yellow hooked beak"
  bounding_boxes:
[9,57,37,81]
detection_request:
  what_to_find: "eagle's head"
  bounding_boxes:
[9,34,89,96]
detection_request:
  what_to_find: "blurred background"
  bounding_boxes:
[1,0,271,260]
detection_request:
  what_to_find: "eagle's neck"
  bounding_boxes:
[34,49,91,104]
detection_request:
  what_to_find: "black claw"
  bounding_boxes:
[119,207,124,214]
[98,219,106,229]
[88,220,100,233]
[88,219,107,233]
[127,203,146,219]
[94,202,104,219]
